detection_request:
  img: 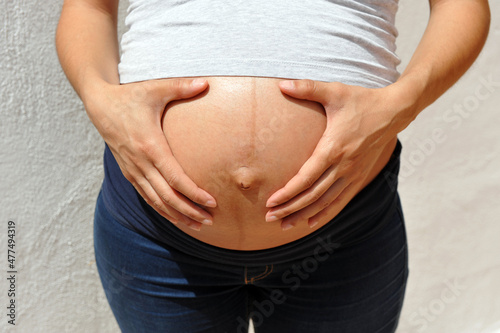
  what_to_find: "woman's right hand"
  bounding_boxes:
[84,78,216,231]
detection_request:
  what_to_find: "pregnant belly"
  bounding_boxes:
[162,77,394,250]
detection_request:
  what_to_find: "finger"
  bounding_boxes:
[265,164,338,221]
[118,128,217,211]
[141,91,218,209]
[151,140,217,208]
[145,167,213,225]
[152,77,209,103]
[266,135,337,207]
[307,183,356,228]
[134,176,205,231]
[123,148,212,227]
[131,180,179,224]
[280,179,350,231]
[278,79,332,106]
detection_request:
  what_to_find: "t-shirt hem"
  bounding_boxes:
[118,59,399,88]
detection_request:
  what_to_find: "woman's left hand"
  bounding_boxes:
[265,79,402,230]
[264,0,491,231]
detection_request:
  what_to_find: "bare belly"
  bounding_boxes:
[162,77,396,250]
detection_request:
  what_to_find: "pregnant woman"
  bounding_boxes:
[56,0,489,332]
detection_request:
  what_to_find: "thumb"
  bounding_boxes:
[152,77,209,102]
[278,79,332,106]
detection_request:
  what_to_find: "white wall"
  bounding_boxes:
[396,1,500,332]
[0,1,498,332]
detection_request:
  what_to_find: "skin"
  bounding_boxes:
[56,0,216,230]
[160,76,397,249]
[56,0,490,236]
[267,0,491,230]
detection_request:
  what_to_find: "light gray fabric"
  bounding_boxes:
[118,0,400,88]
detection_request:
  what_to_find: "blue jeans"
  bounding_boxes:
[94,190,408,333]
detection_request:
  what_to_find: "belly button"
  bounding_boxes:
[233,166,258,191]
[239,181,251,190]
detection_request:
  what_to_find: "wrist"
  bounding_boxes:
[80,73,118,106]
[80,75,120,128]
[382,73,429,134]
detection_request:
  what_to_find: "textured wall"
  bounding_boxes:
[0,1,498,332]
[396,1,500,332]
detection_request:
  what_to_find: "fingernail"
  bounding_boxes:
[266,215,278,222]
[189,224,202,231]
[205,200,216,207]
[309,220,319,228]
[192,78,206,88]
[266,201,278,208]
[202,219,213,225]
[282,223,294,231]
[280,80,295,90]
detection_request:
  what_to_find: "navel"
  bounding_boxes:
[233,166,260,191]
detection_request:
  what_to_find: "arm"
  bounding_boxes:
[384,0,491,131]
[265,0,490,229]
[56,0,216,230]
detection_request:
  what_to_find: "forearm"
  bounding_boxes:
[55,0,120,105]
[386,0,490,133]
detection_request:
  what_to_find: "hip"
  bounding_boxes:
[99,137,403,265]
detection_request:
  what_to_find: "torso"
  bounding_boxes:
[162,77,397,250]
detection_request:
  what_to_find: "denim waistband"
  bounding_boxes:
[101,140,402,266]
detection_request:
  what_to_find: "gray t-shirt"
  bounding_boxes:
[118,0,400,88]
